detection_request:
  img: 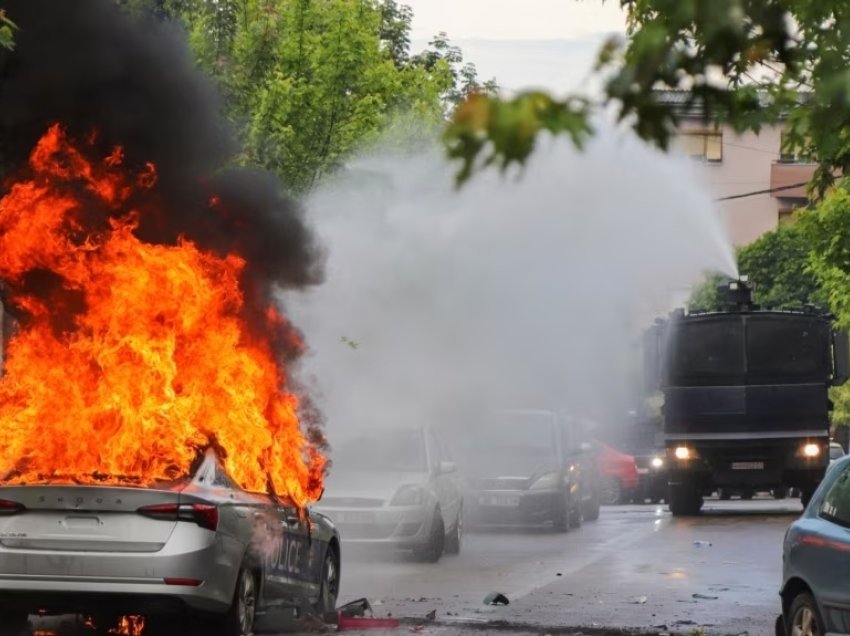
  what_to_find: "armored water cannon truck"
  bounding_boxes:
[644,278,850,516]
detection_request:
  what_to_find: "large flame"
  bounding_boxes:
[0,125,325,507]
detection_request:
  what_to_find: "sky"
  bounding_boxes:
[405,0,628,93]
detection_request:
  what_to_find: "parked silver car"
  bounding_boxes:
[778,454,850,635]
[315,426,462,562]
[0,453,340,636]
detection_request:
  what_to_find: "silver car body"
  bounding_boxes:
[0,454,340,622]
[315,426,462,554]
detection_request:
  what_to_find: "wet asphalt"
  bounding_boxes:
[337,497,800,636]
[25,497,796,636]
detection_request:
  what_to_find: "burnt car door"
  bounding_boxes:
[268,502,325,603]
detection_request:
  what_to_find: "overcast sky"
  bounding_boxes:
[405,1,627,93]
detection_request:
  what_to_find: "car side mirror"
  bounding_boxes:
[439,461,457,474]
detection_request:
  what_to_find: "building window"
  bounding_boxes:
[779,131,810,164]
[675,130,723,162]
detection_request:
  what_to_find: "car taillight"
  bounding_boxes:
[137,503,218,531]
[0,499,25,515]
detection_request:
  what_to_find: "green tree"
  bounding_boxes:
[123,0,494,194]
[444,0,850,192]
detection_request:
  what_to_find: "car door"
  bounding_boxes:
[428,428,462,529]
[273,502,324,602]
[794,463,850,630]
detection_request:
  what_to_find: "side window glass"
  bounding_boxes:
[820,466,850,526]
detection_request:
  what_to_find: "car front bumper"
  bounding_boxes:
[313,505,434,549]
[466,489,562,527]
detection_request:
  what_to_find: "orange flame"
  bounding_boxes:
[0,125,325,507]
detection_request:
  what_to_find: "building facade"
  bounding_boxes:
[660,90,815,246]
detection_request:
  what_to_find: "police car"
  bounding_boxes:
[0,452,340,636]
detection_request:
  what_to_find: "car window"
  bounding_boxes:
[820,465,850,527]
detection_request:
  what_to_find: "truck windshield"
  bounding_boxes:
[665,315,829,385]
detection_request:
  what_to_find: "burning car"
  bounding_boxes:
[0,452,340,636]
[315,426,462,562]
[445,409,601,531]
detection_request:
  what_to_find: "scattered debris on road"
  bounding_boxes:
[484,592,510,606]
[693,540,712,547]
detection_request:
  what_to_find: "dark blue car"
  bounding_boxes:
[779,454,850,635]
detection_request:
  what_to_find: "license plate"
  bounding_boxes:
[731,461,764,470]
[479,495,520,507]
[332,511,375,524]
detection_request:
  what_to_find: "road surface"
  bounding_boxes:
[26,498,797,636]
[336,497,799,636]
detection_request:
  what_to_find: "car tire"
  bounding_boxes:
[416,511,445,563]
[445,507,462,555]
[553,493,570,533]
[600,476,622,505]
[568,495,582,529]
[787,591,824,636]
[213,568,257,636]
[582,486,601,522]
[0,612,28,636]
[313,544,340,618]
[669,482,702,516]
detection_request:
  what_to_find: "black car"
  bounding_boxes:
[443,409,601,531]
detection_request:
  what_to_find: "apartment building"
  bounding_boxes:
[658,90,815,246]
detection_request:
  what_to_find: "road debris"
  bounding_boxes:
[483,592,510,606]
[424,610,436,621]
[692,593,719,600]
[693,540,712,547]
[631,596,648,604]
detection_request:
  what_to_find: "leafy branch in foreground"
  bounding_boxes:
[445,0,850,194]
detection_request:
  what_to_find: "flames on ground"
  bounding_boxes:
[0,125,325,507]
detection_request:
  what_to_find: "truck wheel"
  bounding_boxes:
[0,611,28,636]
[669,483,702,516]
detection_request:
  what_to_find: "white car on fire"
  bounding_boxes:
[0,453,340,636]
[315,426,462,562]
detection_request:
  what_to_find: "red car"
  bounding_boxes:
[595,442,640,504]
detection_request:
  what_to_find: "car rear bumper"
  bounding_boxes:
[0,525,242,615]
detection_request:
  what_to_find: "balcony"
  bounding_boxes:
[770,162,817,199]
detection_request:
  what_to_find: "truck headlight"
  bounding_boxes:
[802,443,821,458]
[674,446,692,460]
[390,485,425,506]
[651,456,664,469]
[530,472,561,490]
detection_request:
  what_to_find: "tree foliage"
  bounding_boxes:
[119,0,494,194]
[445,0,850,193]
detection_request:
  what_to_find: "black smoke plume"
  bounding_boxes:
[0,0,324,353]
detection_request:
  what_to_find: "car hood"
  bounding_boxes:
[322,470,429,502]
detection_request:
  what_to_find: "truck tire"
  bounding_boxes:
[669,482,702,516]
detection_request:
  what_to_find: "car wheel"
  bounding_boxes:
[314,544,340,618]
[415,511,445,562]
[214,568,257,636]
[788,592,823,636]
[445,507,462,555]
[582,486,601,521]
[600,476,621,505]
[568,494,582,529]
[0,611,28,636]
